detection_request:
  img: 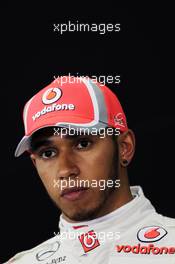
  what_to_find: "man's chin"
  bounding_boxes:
[62,207,101,222]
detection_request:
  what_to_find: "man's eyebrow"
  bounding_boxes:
[64,133,91,139]
[30,139,52,152]
[62,133,97,140]
[30,133,96,152]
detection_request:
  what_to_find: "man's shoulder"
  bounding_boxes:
[139,210,175,243]
[4,235,59,263]
[151,211,175,228]
[133,186,175,241]
[157,213,175,237]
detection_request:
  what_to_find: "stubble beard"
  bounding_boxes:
[61,150,119,222]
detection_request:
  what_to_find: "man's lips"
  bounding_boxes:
[61,187,89,201]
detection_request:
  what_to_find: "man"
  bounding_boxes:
[5,76,175,263]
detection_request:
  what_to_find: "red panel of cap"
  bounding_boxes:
[24,80,95,135]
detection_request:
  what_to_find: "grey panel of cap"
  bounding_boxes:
[88,79,108,128]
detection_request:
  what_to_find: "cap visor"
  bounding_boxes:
[15,136,30,157]
[15,121,108,157]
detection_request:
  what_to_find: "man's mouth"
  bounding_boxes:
[61,187,89,201]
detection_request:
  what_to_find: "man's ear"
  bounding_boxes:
[30,153,37,167]
[118,129,136,167]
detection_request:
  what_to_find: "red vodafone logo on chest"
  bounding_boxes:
[137,226,167,242]
[115,226,173,256]
[116,243,175,255]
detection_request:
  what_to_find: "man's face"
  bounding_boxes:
[30,128,119,222]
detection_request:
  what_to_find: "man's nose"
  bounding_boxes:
[56,151,80,179]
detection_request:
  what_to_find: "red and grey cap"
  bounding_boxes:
[15,76,128,157]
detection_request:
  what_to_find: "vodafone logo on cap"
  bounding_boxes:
[42,87,62,105]
[137,226,167,243]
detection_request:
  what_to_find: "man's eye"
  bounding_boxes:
[40,150,56,159]
[76,139,92,149]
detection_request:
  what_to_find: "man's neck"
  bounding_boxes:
[62,184,133,223]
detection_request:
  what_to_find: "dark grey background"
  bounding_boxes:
[1,3,174,262]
